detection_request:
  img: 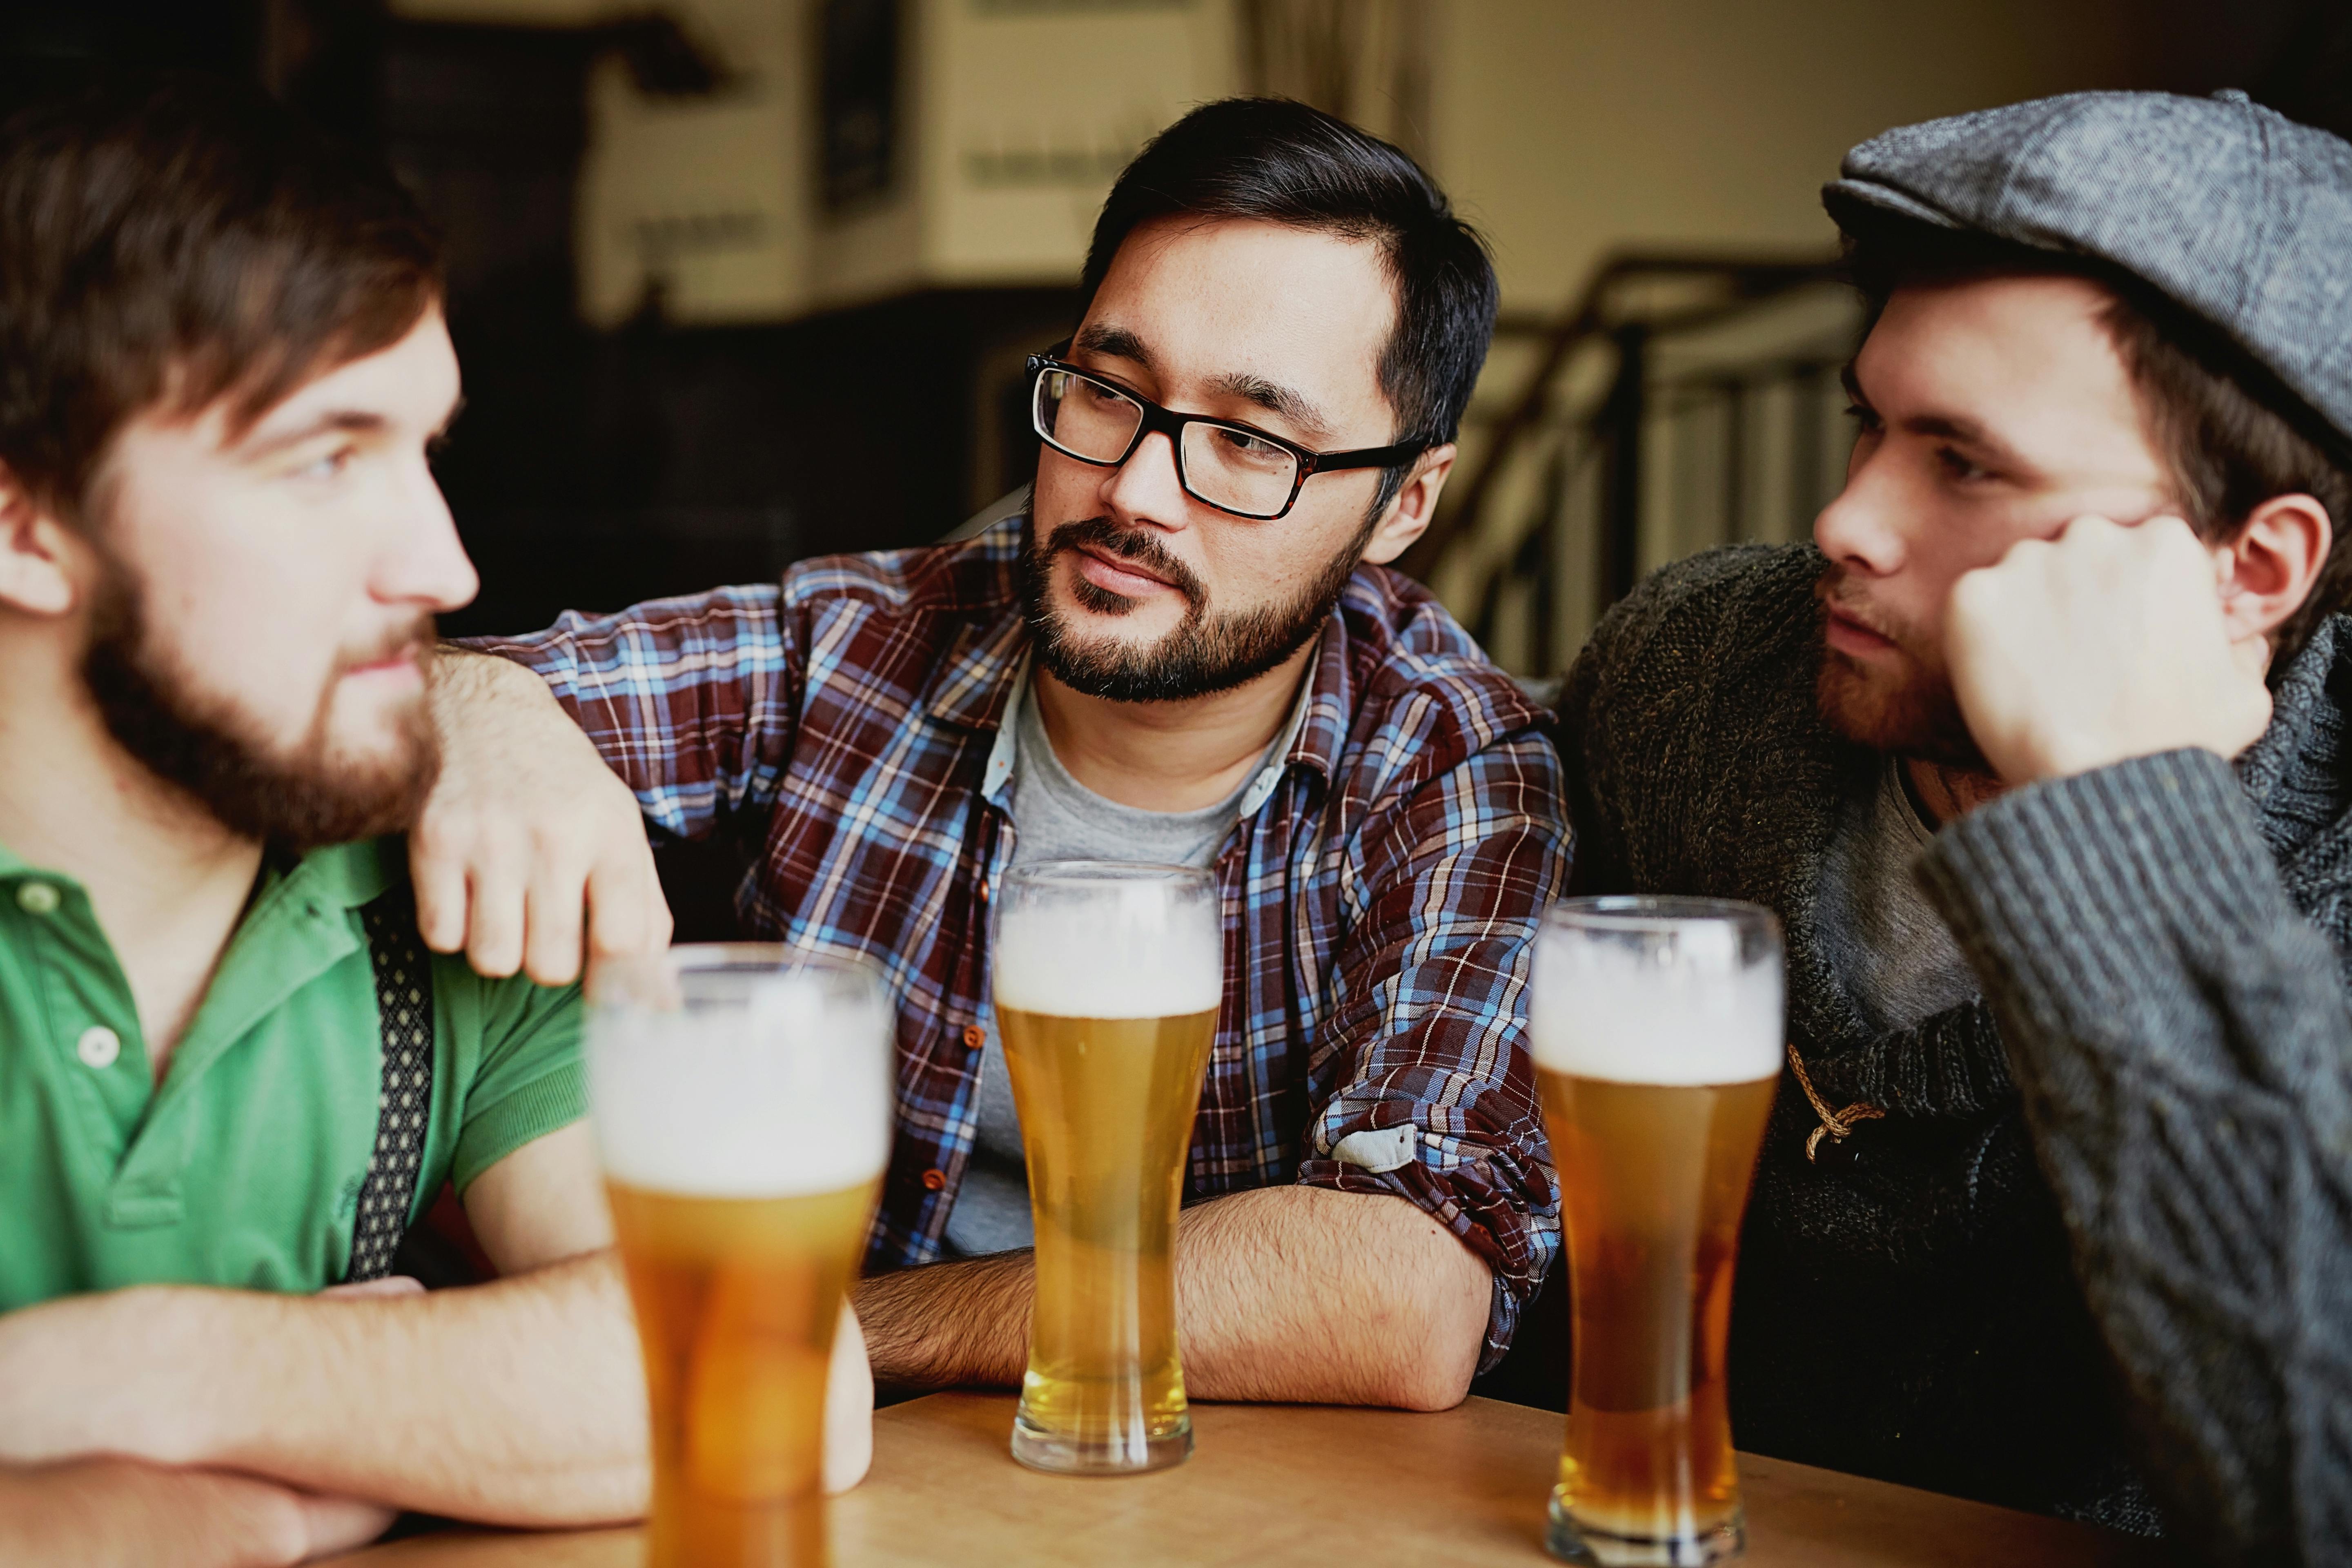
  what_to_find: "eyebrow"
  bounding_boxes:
[1072,323,1337,445]
[239,409,390,459]
[239,394,466,459]
[1206,370,1336,445]
[1073,323,1154,370]
[1842,362,2036,476]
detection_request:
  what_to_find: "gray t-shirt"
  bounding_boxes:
[940,679,1263,1257]
[1817,756,1979,1035]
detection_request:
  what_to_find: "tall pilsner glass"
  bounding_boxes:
[586,946,891,1568]
[1533,899,1783,1566]
[993,862,1222,1475]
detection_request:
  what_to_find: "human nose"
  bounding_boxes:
[374,456,479,615]
[1812,443,1907,578]
[1100,428,1191,530]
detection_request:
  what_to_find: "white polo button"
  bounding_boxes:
[16,882,60,915]
[76,1026,122,1070]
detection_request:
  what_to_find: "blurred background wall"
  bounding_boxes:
[4,0,2344,662]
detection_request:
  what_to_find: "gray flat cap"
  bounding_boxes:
[1824,90,2352,449]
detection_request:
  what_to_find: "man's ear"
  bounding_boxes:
[2217,492,2332,644]
[0,464,81,617]
[1360,444,1457,566]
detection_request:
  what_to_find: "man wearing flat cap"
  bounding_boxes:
[1558,90,2352,1565]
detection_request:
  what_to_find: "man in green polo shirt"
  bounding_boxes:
[0,78,866,1565]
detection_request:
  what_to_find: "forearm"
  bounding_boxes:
[1176,1186,1490,1408]
[855,1250,1032,1391]
[0,1253,647,1527]
[1920,751,2352,1567]
[0,1460,334,1568]
[855,1187,1491,1409]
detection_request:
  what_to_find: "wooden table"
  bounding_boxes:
[331,1392,2168,1566]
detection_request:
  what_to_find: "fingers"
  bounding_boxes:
[584,843,675,961]
[824,1301,875,1496]
[293,1492,397,1561]
[521,847,592,989]
[316,1276,427,1301]
[461,836,530,980]
[408,823,471,956]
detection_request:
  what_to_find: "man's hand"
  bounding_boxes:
[415,650,671,985]
[1945,514,2274,784]
[0,1460,392,1568]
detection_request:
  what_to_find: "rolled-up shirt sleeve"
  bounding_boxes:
[460,586,800,845]
[1296,727,1571,1372]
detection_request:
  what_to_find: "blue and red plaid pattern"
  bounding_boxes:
[470,517,1570,1366]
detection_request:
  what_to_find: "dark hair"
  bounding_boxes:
[1080,98,1498,515]
[1847,218,2352,675]
[0,73,443,518]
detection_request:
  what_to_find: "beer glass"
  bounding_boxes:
[586,946,892,1568]
[1532,899,1783,1566]
[992,862,1222,1475]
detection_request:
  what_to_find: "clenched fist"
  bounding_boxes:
[1944,514,2274,785]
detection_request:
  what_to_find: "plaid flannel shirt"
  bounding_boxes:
[471,517,1568,1365]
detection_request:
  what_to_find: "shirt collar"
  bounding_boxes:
[0,834,398,911]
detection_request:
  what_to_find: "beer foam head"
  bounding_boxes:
[993,869,1221,1020]
[587,960,894,1198]
[1529,911,1784,1086]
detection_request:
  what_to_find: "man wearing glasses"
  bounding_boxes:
[425,98,1569,1405]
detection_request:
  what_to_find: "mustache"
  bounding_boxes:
[1813,566,1910,651]
[1040,517,1207,610]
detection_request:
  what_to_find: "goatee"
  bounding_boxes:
[1017,514,1364,703]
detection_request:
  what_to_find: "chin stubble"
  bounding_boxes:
[1017,513,1366,703]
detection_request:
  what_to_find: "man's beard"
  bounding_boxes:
[1813,565,1988,770]
[1016,514,1365,702]
[80,554,441,851]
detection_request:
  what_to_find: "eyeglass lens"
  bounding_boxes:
[1034,368,1298,519]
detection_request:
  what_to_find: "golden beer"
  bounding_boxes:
[992,862,1223,1475]
[610,1178,878,1568]
[587,947,894,1568]
[1000,1004,1217,1465]
[1540,1070,1777,1558]
[1532,899,1782,1566]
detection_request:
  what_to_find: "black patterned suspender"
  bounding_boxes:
[347,889,437,1283]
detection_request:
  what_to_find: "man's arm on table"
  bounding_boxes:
[0,1126,646,1526]
[858,1185,1492,1410]
[0,1460,392,1568]
[1926,517,2350,1567]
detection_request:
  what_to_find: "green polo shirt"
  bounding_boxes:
[0,835,586,1310]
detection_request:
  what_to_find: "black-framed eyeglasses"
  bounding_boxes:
[1026,350,1428,521]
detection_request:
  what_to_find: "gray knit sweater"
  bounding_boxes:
[1557,543,2352,1566]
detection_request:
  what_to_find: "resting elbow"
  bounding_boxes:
[1385,1350,1477,1412]
[1374,1285,1486,1412]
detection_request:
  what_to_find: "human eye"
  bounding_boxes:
[1842,402,1883,436]
[1935,446,1995,484]
[1210,425,1288,467]
[292,443,359,482]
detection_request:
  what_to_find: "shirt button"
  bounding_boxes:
[920,1168,947,1192]
[962,1025,985,1051]
[76,1026,122,1070]
[16,882,60,916]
